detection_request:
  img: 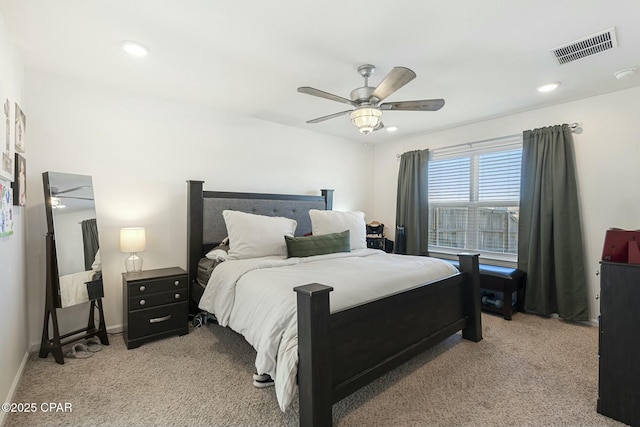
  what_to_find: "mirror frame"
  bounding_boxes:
[42,171,102,308]
[42,172,62,308]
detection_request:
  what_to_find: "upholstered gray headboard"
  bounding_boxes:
[202,196,326,245]
[186,180,334,307]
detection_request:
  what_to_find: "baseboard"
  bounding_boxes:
[0,351,29,427]
[107,323,123,334]
[550,312,598,327]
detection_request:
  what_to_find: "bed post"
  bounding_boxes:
[321,189,334,210]
[187,180,204,301]
[458,253,482,342]
[294,283,334,427]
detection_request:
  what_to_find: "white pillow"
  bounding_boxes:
[91,249,101,272]
[222,210,297,260]
[309,209,366,250]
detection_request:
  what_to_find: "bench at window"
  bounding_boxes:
[446,260,526,320]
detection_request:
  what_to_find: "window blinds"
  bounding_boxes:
[428,134,523,261]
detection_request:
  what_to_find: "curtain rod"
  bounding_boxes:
[396,123,580,158]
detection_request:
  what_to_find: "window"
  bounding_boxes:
[428,135,522,262]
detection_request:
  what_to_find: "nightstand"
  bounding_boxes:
[123,267,189,349]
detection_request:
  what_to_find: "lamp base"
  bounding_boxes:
[125,253,143,272]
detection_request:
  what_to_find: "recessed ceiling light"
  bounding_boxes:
[537,82,560,93]
[614,68,636,80]
[122,41,149,57]
[386,126,398,132]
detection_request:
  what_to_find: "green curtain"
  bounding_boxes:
[396,149,429,256]
[518,124,588,321]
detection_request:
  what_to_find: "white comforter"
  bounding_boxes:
[198,249,458,411]
[59,270,95,308]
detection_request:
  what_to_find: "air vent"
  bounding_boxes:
[550,27,618,65]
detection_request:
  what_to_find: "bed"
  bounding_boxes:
[186,180,482,427]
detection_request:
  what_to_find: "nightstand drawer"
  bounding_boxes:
[129,289,187,310]
[128,302,188,339]
[128,275,187,296]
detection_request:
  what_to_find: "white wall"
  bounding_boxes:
[0,10,27,426]
[372,86,640,323]
[24,69,374,347]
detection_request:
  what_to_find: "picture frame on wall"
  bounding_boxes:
[14,102,25,154]
[12,153,26,206]
[1,96,14,182]
[0,180,13,237]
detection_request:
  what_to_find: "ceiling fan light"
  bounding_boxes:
[50,197,65,209]
[350,107,382,134]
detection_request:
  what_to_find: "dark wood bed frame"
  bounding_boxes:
[186,180,482,427]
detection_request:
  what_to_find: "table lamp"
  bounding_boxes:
[120,227,146,272]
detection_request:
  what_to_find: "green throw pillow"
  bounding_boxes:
[285,230,351,258]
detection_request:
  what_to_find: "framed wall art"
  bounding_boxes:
[1,96,14,182]
[0,180,13,237]
[14,102,25,154]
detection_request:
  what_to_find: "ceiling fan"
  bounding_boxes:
[51,185,93,200]
[298,64,445,134]
[49,186,94,210]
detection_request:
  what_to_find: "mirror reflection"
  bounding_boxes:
[45,172,101,308]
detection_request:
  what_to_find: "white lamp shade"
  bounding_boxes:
[119,227,146,253]
[350,107,382,134]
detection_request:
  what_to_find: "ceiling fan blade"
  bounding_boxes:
[379,99,445,111]
[56,196,94,200]
[52,185,91,195]
[298,87,356,106]
[370,67,416,102]
[306,110,353,124]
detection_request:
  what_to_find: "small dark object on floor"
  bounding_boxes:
[84,336,103,352]
[64,343,93,359]
[191,311,217,328]
[253,374,274,388]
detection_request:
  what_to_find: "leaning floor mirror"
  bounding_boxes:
[40,172,109,364]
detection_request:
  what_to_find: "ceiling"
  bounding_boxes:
[1,0,639,144]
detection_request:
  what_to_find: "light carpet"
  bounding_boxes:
[5,313,626,427]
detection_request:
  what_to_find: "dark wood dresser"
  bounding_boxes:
[597,261,640,426]
[123,267,189,349]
